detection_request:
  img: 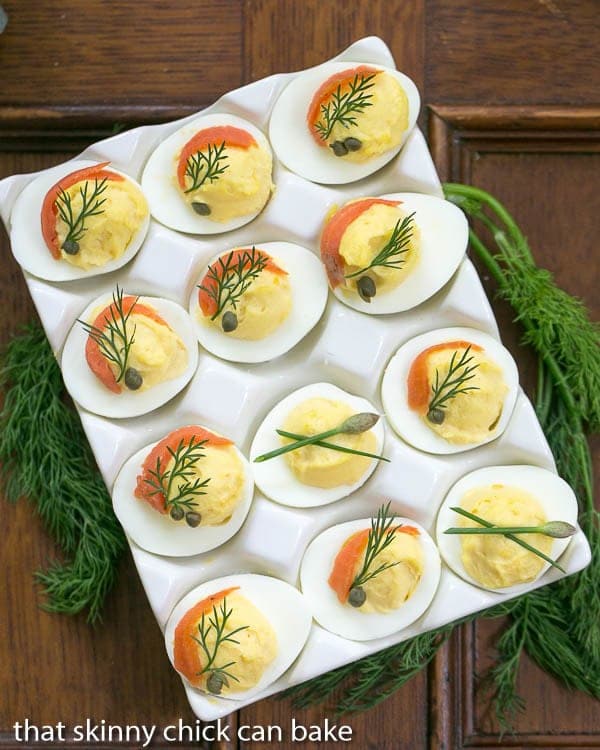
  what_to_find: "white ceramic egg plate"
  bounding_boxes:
[0,36,591,721]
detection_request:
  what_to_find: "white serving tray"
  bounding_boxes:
[0,36,591,722]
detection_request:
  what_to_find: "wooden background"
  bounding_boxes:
[1,1,599,748]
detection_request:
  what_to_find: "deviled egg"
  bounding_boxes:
[436,465,579,594]
[62,287,198,419]
[381,327,519,454]
[269,62,419,184]
[250,382,386,507]
[112,425,254,556]
[301,505,441,640]
[188,241,328,363]
[320,193,468,314]
[10,160,149,282]
[142,113,273,234]
[165,574,311,699]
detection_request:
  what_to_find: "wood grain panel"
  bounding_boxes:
[426,0,600,105]
[245,0,424,92]
[0,0,243,110]
[428,106,600,749]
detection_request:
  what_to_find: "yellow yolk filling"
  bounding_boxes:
[164,444,244,526]
[181,144,273,222]
[352,532,424,613]
[338,202,420,294]
[112,312,188,391]
[207,269,292,340]
[281,398,377,488]
[459,484,553,589]
[425,348,507,444]
[56,179,147,270]
[197,592,277,693]
[328,72,409,162]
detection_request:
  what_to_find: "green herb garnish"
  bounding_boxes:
[445,506,567,572]
[444,519,576,539]
[345,212,416,280]
[78,285,137,384]
[347,502,404,608]
[254,412,383,463]
[144,436,210,526]
[192,596,249,695]
[55,177,108,254]
[184,141,229,193]
[275,428,390,462]
[314,72,376,141]
[198,246,268,322]
[426,345,480,424]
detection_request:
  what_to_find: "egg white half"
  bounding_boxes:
[250,382,385,507]
[435,465,579,595]
[10,160,149,282]
[141,113,273,235]
[164,573,312,701]
[330,193,468,315]
[300,516,441,641]
[269,62,420,185]
[188,241,328,363]
[381,326,519,454]
[62,293,198,419]
[112,430,254,557]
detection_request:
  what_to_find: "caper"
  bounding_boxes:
[191,201,211,216]
[206,672,226,695]
[357,275,376,303]
[330,140,348,157]
[169,505,184,522]
[344,137,362,151]
[185,511,202,528]
[427,407,445,425]
[221,310,238,333]
[124,367,143,391]
[62,239,80,255]
[348,586,367,608]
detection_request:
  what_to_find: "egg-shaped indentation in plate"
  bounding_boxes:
[301,515,441,641]
[62,290,198,419]
[188,241,328,364]
[141,113,274,235]
[381,327,519,454]
[436,465,579,595]
[322,193,468,315]
[269,62,420,185]
[250,382,385,508]
[165,573,312,701]
[112,425,254,557]
[10,160,150,282]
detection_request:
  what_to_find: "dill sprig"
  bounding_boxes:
[199,247,268,321]
[427,345,480,423]
[345,212,416,280]
[78,285,137,383]
[446,506,566,573]
[315,72,376,140]
[254,412,384,463]
[144,437,210,524]
[0,323,125,622]
[55,178,108,248]
[351,502,402,594]
[192,597,249,695]
[184,141,229,193]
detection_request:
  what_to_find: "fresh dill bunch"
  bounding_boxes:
[314,72,376,140]
[0,323,126,622]
[55,177,108,250]
[345,212,416,280]
[184,141,229,193]
[198,247,268,321]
